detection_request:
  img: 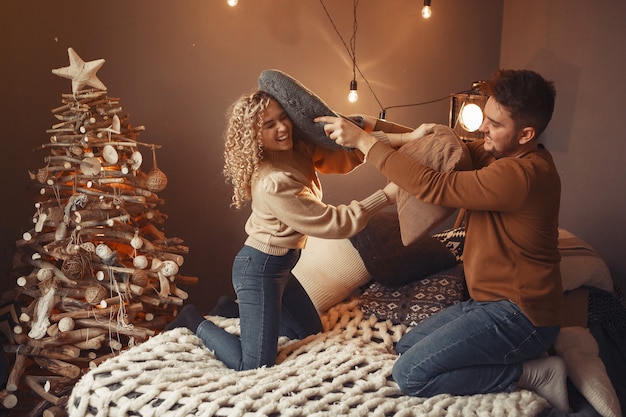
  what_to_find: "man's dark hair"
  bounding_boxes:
[483,69,556,137]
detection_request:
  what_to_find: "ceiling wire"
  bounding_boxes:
[318,0,384,110]
[318,0,455,116]
[350,0,358,82]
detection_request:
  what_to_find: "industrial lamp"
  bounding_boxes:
[449,81,487,141]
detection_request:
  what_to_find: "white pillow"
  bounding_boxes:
[558,228,613,292]
[554,326,622,417]
[292,237,371,313]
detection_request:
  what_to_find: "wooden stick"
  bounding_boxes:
[0,390,18,409]
[76,213,131,228]
[32,357,80,379]
[73,208,126,224]
[54,185,146,204]
[28,259,77,287]
[6,352,28,391]
[3,344,80,360]
[43,406,67,417]
[24,376,69,407]
[28,399,54,417]
[50,302,143,322]
[89,351,118,369]
[74,318,155,339]
[170,285,188,300]
[36,327,108,349]
[173,274,199,286]
[72,333,106,350]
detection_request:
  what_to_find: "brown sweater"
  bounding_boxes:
[367,138,563,327]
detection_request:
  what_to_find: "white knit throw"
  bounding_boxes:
[68,298,549,416]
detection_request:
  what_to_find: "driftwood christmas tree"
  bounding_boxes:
[1,47,196,414]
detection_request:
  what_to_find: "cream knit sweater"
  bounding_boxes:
[244,140,391,255]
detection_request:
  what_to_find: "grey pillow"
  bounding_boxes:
[258,69,346,150]
[349,212,457,287]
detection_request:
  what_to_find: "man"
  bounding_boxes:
[315,69,569,411]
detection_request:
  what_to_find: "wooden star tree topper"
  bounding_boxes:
[52,47,107,95]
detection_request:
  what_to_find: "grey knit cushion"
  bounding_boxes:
[258,69,346,150]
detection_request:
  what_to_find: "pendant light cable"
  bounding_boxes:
[318,0,384,109]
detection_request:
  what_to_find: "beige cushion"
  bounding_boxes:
[396,125,472,246]
[558,228,613,292]
[292,236,371,313]
[554,326,622,417]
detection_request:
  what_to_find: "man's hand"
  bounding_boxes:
[345,114,378,131]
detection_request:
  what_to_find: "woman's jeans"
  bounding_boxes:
[196,245,323,371]
[392,299,560,397]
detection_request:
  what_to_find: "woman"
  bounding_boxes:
[167,90,396,371]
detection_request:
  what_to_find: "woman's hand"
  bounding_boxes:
[402,123,437,143]
[315,116,378,155]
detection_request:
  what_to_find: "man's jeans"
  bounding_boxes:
[392,299,559,396]
[197,245,322,370]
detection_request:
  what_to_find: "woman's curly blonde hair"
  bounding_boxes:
[223,90,273,209]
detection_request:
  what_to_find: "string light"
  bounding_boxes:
[348,0,359,103]
[421,0,432,19]
[318,0,384,110]
[348,80,358,103]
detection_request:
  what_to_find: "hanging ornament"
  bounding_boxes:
[61,255,86,281]
[130,150,143,171]
[35,167,49,184]
[145,146,168,192]
[133,255,149,270]
[130,230,144,250]
[131,269,149,286]
[85,285,106,305]
[80,242,96,253]
[80,156,102,176]
[160,260,179,277]
[110,114,121,134]
[102,144,119,164]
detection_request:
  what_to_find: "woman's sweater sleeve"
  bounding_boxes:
[257,171,390,239]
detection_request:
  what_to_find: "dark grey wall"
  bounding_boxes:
[500,0,626,294]
[1,1,504,308]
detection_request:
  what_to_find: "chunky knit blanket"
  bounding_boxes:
[68,298,550,416]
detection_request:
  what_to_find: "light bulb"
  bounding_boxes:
[459,103,483,132]
[421,0,432,19]
[227,0,238,6]
[348,79,358,103]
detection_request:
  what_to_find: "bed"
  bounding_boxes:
[66,212,625,417]
[68,71,624,417]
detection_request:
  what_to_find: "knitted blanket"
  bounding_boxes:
[68,298,549,416]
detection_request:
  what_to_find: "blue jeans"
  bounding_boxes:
[392,299,559,397]
[196,245,322,371]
